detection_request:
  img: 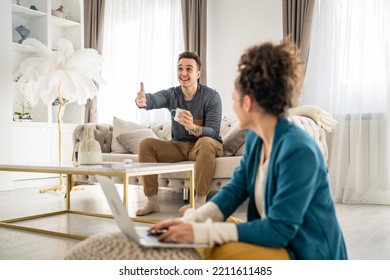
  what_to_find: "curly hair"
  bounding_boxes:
[178,51,201,71]
[236,38,303,117]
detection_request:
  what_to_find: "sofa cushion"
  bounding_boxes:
[73,123,113,153]
[219,117,239,138]
[222,122,248,156]
[148,123,172,140]
[116,128,158,154]
[235,144,245,156]
[111,116,145,153]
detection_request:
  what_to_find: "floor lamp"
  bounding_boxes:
[39,83,69,193]
[14,38,105,193]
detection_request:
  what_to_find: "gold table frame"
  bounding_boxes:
[0,162,195,240]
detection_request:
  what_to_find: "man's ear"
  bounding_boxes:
[196,70,201,80]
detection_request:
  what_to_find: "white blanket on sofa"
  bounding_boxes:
[289,105,337,133]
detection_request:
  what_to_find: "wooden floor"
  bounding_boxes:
[0,183,390,260]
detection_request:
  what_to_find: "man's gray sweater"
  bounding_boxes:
[144,84,222,143]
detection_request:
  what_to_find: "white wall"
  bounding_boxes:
[0,1,15,191]
[207,0,283,118]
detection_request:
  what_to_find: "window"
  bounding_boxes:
[332,0,389,114]
[100,0,184,124]
[304,0,390,114]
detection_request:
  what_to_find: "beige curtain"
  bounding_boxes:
[181,0,207,84]
[84,0,106,123]
[282,0,315,73]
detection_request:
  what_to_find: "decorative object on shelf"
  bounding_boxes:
[65,12,73,21]
[16,0,21,5]
[52,96,62,106]
[30,5,38,11]
[52,5,64,18]
[13,38,105,193]
[51,96,67,122]
[13,98,33,121]
[15,25,30,44]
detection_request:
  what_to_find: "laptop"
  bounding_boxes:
[96,175,208,248]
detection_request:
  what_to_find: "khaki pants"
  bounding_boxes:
[138,137,223,197]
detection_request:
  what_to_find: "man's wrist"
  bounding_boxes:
[135,99,146,108]
[189,125,202,135]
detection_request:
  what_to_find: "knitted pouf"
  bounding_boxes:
[64,232,202,260]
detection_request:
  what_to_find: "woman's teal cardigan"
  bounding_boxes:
[210,118,348,260]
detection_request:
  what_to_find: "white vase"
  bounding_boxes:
[78,126,102,165]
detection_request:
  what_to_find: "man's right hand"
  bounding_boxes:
[136,82,147,108]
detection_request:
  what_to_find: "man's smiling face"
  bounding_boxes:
[177,58,200,89]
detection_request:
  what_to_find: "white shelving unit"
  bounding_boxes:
[12,122,77,188]
[50,14,81,27]
[12,0,84,124]
[0,1,14,191]
[12,42,37,53]
[12,3,46,15]
[9,0,84,187]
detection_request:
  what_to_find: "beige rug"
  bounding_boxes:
[65,231,202,260]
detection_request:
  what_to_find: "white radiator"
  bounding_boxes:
[328,115,390,203]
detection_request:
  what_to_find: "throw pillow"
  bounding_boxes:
[116,128,158,154]
[111,116,145,153]
[222,123,248,156]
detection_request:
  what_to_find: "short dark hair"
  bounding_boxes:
[178,51,201,71]
[236,38,303,117]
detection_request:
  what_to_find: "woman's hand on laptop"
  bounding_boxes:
[149,218,194,243]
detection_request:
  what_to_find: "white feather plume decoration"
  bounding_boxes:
[14,38,105,106]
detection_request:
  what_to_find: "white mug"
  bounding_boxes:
[171,108,184,121]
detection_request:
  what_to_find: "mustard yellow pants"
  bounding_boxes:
[196,217,290,260]
[197,243,290,260]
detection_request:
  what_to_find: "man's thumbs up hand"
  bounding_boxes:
[136,82,147,108]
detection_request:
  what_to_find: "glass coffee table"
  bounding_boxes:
[0,161,194,240]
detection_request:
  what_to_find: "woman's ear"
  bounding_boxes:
[243,95,253,112]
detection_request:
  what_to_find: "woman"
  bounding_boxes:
[149,39,348,260]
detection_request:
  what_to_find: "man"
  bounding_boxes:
[135,51,223,216]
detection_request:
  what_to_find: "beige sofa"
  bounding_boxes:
[72,108,333,198]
